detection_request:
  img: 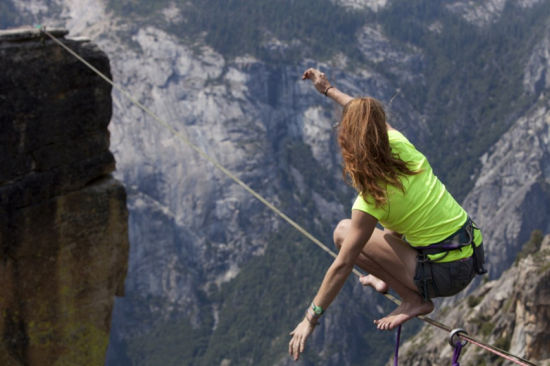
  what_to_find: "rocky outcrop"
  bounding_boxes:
[0,28,128,365]
[392,234,550,366]
[462,97,550,277]
[524,24,550,95]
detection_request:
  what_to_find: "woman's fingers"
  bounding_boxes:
[289,319,314,360]
[289,333,306,360]
[302,68,315,80]
[302,68,322,80]
[289,337,300,360]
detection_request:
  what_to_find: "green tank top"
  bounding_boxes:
[352,130,482,262]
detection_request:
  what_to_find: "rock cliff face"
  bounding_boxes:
[463,97,550,276]
[0,28,128,365]
[393,234,550,366]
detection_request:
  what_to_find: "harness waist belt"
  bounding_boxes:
[416,217,487,274]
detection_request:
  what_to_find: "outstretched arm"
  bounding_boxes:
[302,68,353,107]
[288,210,377,361]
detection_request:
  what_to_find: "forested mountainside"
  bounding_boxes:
[5,0,550,364]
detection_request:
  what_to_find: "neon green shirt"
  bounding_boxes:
[352,130,482,262]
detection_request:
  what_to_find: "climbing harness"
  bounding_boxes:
[35,26,538,366]
[414,217,487,300]
[415,217,487,273]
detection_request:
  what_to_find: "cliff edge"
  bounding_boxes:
[0,27,129,365]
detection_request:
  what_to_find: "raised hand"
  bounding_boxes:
[302,68,332,95]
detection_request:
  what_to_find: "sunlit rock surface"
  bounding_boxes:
[0,28,128,365]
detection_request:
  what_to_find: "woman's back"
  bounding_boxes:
[352,130,470,259]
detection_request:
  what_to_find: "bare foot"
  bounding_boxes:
[359,274,389,294]
[374,295,434,330]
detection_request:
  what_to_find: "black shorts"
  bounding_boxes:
[414,256,476,299]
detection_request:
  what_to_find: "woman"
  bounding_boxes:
[288,68,486,361]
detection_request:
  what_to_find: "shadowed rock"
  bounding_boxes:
[0,27,129,366]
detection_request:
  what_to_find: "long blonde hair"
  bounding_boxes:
[338,97,418,207]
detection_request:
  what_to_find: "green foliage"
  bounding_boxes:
[538,256,550,274]
[515,229,543,263]
[503,296,515,313]
[106,0,172,19]
[480,322,495,337]
[471,353,490,366]
[121,229,340,365]
[107,0,368,63]
[494,333,512,351]
[467,295,482,308]
[470,311,498,339]
[200,228,331,365]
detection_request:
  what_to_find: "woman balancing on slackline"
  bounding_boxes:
[289,68,487,361]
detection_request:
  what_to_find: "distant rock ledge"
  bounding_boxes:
[0,27,129,365]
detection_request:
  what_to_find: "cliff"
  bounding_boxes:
[393,234,550,366]
[0,27,129,365]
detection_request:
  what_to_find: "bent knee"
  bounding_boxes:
[333,219,351,250]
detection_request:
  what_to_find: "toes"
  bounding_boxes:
[374,316,397,331]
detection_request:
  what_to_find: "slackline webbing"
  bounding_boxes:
[36,25,538,366]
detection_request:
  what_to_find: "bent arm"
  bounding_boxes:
[288,206,377,360]
[312,210,377,311]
